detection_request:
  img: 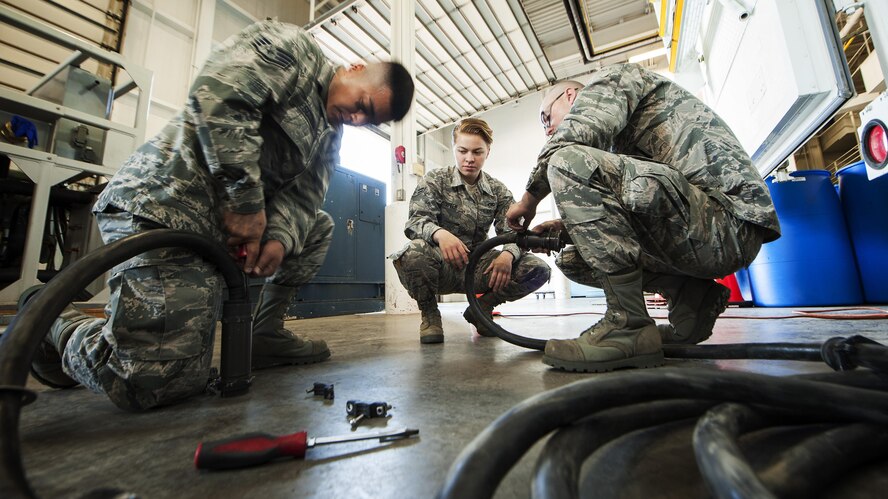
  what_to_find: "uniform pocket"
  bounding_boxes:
[622,162,702,240]
[109,265,218,361]
[560,191,606,225]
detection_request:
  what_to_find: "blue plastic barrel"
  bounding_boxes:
[836,161,888,303]
[747,170,863,307]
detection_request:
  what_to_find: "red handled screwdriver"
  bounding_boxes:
[194,427,419,470]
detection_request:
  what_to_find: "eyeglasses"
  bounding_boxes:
[539,91,566,130]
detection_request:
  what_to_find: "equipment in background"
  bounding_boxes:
[0,176,100,299]
[0,6,152,305]
[836,161,888,303]
[748,170,863,307]
[194,427,419,471]
[0,66,115,299]
[255,165,386,318]
[30,66,112,164]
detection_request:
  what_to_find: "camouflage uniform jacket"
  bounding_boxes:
[403,166,521,260]
[95,20,342,256]
[527,63,780,242]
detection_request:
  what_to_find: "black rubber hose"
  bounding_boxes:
[436,368,888,499]
[759,423,888,498]
[575,418,699,499]
[464,233,547,350]
[532,399,715,499]
[662,343,823,361]
[692,403,777,499]
[0,229,248,499]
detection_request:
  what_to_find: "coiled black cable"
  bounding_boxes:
[532,399,716,499]
[0,229,249,499]
[458,236,888,497]
[463,233,561,350]
[437,368,888,499]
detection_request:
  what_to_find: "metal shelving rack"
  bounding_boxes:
[0,5,152,304]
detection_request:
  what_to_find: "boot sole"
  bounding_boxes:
[542,351,665,373]
[420,334,444,344]
[252,350,331,370]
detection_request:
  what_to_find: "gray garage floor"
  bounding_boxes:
[13,297,888,498]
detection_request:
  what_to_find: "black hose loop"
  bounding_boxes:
[822,336,858,371]
[821,335,888,373]
[437,368,888,499]
[692,403,776,499]
[464,233,547,350]
[0,387,36,406]
[0,229,248,499]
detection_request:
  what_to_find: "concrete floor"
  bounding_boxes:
[14,297,888,498]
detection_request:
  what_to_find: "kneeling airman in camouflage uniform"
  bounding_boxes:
[29,20,415,410]
[507,64,780,373]
[392,118,551,344]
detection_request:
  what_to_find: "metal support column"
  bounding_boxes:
[385,0,419,314]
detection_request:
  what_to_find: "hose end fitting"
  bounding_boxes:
[821,335,881,372]
[515,233,566,252]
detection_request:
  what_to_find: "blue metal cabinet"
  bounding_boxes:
[280,165,386,317]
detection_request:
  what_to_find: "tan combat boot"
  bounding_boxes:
[252,283,330,369]
[419,307,444,344]
[543,267,664,372]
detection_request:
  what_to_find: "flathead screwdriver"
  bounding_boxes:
[194,427,419,470]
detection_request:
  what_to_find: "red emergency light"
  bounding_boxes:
[861,119,888,169]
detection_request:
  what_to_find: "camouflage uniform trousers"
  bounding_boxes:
[61,208,333,411]
[392,239,551,311]
[548,144,765,284]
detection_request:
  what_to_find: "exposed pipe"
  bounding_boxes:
[839,5,865,39]
[715,0,751,22]
[563,0,593,63]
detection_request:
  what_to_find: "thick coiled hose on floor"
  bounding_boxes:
[455,235,888,498]
[437,368,888,499]
[0,230,251,499]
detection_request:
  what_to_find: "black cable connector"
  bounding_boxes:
[307,382,335,400]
